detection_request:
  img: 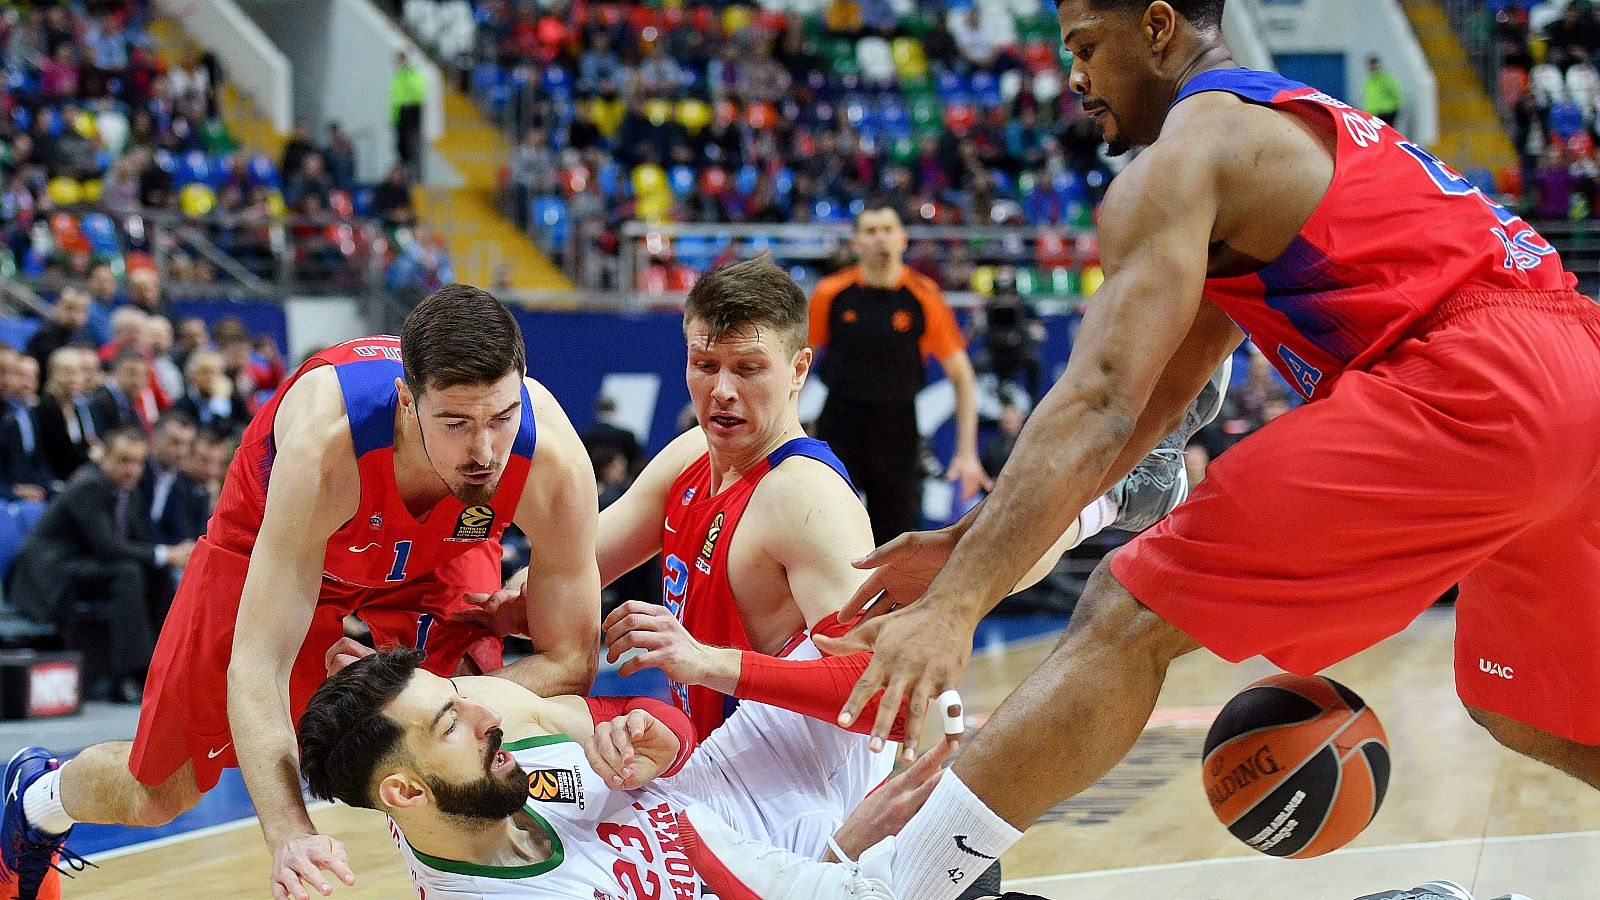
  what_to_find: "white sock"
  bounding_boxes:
[22,767,76,836]
[1073,494,1119,547]
[888,771,1022,900]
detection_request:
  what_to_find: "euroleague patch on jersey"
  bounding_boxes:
[697,511,724,574]
[449,505,495,541]
[527,767,585,807]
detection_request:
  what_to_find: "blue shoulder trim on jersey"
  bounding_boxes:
[512,380,537,460]
[1173,67,1309,107]
[334,358,401,458]
[767,437,857,493]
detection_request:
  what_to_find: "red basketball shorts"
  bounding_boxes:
[1114,289,1600,743]
[129,538,504,790]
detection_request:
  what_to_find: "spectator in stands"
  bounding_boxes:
[128,267,179,327]
[25,288,93,374]
[167,51,211,115]
[324,120,357,189]
[372,161,418,228]
[392,51,427,179]
[219,332,284,401]
[183,426,226,513]
[0,348,50,502]
[143,315,184,401]
[90,347,155,436]
[98,305,148,363]
[36,346,98,482]
[281,119,317,180]
[1362,56,1403,127]
[511,128,556,230]
[136,143,178,209]
[285,151,334,209]
[172,348,250,434]
[579,33,621,94]
[589,443,630,510]
[141,410,207,546]
[9,428,195,703]
[580,394,645,476]
[174,316,209,371]
[1211,348,1295,457]
[1544,3,1600,62]
[85,261,122,342]
[953,9,998,69]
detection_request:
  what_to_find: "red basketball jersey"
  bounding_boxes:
[659,437,854,738]
[208,335,536,591]
[1181,69,1577,400]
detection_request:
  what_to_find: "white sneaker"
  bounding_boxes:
[677,804,898,899]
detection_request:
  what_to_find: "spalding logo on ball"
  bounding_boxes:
[1202,673,1390,858]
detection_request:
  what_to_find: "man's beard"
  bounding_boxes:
[426,730,528,823]
[449,475,500,506]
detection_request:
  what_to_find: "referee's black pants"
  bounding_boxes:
[816,397,922,546]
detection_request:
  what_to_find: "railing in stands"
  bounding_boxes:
[1535,219,1600,296]
[1435,0,1509,109]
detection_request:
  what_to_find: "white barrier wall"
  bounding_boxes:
[237,0,445,182]
[1244,0,1439,146]
[153,0,292,132]
[1223,0,1276,73]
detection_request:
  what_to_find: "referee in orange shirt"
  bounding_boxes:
[809,201,989,545]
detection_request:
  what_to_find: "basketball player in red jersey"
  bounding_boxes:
[676,3,1600,899]
[2,285,601,900]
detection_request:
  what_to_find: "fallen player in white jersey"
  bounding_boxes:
[297,643,907,899]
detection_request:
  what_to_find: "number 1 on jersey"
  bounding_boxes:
[386,540,413,582]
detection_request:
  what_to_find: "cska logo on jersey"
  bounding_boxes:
[696,512,723,574]
[680,486,697,505]
[449,505,495,542]
[368,513,382,529]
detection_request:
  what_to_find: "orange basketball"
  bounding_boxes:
[1202,674,1390,859]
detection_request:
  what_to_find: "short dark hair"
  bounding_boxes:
[153,408,197,435]
[102,426,149,451]
[683,255,809,354]
[1088,0,1226,28]
[401,284,526,394]
[854,196,902,228]
[298,647,425,809]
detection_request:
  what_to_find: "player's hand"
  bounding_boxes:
[824,596,976,762]
[584,709,680,790]
[944,450,992,501]
[602,600,726,687]
[834,527,963,629]
[324,637,375,675]
[457,579,529,637]
[829,735,957,861]
[270,832,356,900]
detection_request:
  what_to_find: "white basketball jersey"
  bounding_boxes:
[390,734,701,900]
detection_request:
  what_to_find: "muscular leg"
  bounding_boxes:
[953,553,1200,827]
[1465,705,1600,790]
[58,746,202,828]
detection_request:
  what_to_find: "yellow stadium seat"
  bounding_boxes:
[970,265,995,296]
[180,183,217,218]
[1082,264,1105,296]
[891,38,927,81]
[46,177,83,206]
[677,98,712,134]
[645,98,674,126]
[722,5,754,37]
[80,178,103,202]
[632,163,669,197]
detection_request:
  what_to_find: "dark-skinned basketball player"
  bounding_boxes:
[673,2,1596,898]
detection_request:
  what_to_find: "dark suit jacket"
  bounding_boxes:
[34,396,95,482]
[9,464,159,622]
[172,389,252,436]
[88,383,140,436]
[581,421,644,473]
[140,461,210,544]
[0,403,55,498]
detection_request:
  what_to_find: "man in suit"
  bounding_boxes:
[89,348,155,436]
[141,410,207,546]
[0,349,51,501]
[23,288,93,374]
[8,429,195,701]
[580,394,644,475]
[171,349,251,435]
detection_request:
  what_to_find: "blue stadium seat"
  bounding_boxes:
[970,71,1002,107]
[597,162,622,199]
[248,153,280,188]
[0,318,41,351]
[353,187,375,216]
[736,165,760,197]
[669,164,697,197]
[532,196,569,251]
[0,503,22,581]
[9,499,46,534]
[81,212,119,256]
[541,66,573,100]
[773,168,795,199]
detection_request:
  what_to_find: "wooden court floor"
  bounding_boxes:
[64,609,1599,899]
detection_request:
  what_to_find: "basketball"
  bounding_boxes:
[1202,674,1390,859]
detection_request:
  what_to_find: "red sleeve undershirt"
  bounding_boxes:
[733,650,909,742]
[585,695,699,777]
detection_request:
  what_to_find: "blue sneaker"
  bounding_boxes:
[2,747,90,899]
